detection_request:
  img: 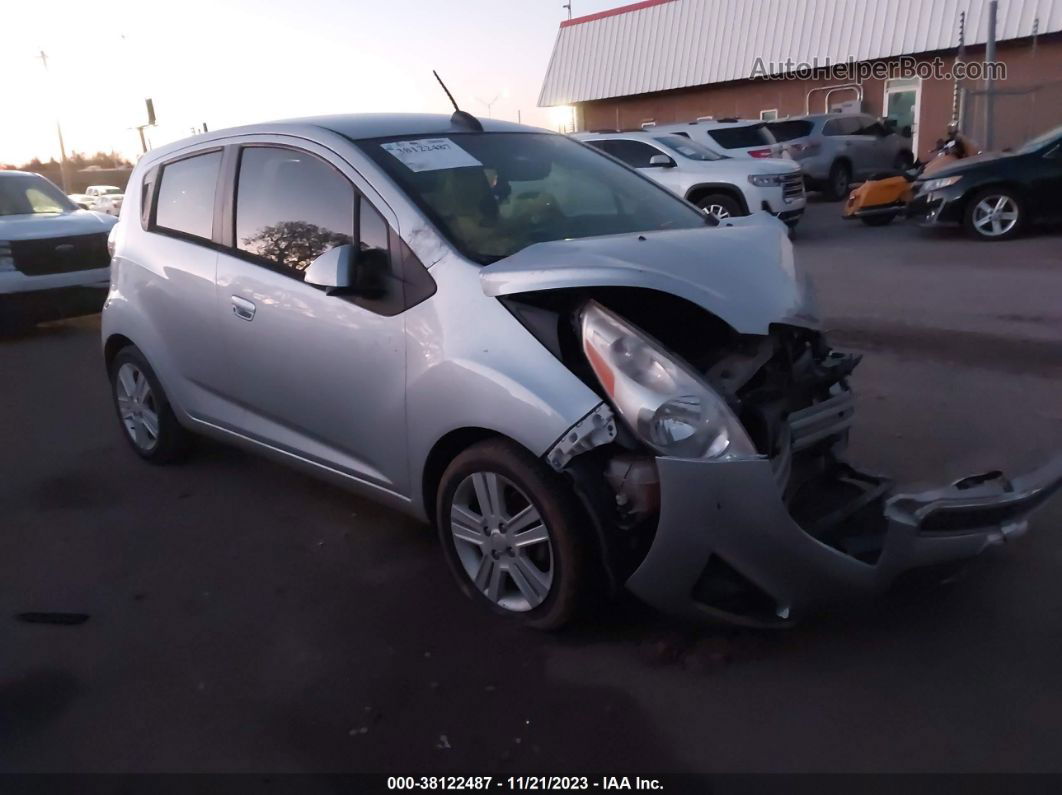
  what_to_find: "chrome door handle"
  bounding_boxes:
[231,295,256,321]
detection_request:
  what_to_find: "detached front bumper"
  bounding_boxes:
[626,453,1062,625]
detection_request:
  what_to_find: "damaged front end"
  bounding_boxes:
[483,229,1061,626]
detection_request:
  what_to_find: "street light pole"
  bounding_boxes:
[36,50,71,192]
[477,94,501,118]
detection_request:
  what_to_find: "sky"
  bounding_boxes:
[1,0,620,165]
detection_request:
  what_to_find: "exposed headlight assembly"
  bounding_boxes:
[920,175,963,192]
[580,300,757,460]
[748,173,788,187]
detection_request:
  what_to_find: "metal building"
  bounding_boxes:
[539,0,1062,157]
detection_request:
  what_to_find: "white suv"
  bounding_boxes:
[654,119,787,159]
[575,131,805,227]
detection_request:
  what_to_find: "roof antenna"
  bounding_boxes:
[433,70,484,132]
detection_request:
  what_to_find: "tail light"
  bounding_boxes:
[786,142,821,157]
[748,148,772,158]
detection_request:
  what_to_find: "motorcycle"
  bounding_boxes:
[842,127,978,226]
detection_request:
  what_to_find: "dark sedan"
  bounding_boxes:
[908,125,1062,241]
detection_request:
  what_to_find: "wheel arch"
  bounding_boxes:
[103,333,135,375]
[684,183,750,215]
[961,180,1030,210]
[422,426,618,597]
[831,155,853,173]
[421,427,517,526]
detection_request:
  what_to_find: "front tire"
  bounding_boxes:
[825,160,852,201]
[964,188,1024,241]
[109,346,190,463]
[436,438,589,629]
[695,193,743,222]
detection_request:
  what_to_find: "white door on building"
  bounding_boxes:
[884,78,921,156]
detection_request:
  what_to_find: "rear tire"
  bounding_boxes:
[109,346,190,464]
[824,161,852,201]
[436,438,590,630]
[695,193,743,221]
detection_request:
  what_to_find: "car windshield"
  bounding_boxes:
[101,187,122,195]
[766,120,814,142]
[1017,125,1062,154]
[0,174,76,216]
[361,132,709,264]
[652,135,723,161]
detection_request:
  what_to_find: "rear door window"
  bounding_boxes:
[824,117,863,136]
[155,151,222,240]
[234,146,354,277]
[590,139,661,168]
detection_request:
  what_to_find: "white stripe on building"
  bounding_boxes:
[539,0,1062,106]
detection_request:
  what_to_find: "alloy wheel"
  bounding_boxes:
[704,204,731,221]
[115,362,160,451]
[449,471,554,612]
[972,195,1019,238]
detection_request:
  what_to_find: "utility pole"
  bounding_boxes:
[563,2,572,20]
[136,98,157,153]
[952,11,965,125]
[984,0,997,150]
[36,50,71,192]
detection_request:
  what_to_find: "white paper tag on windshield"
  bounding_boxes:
[380,138,482,172]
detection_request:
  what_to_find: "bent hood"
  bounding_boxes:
[480,217,818,335]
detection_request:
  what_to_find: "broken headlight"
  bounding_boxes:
[580,300,756,460]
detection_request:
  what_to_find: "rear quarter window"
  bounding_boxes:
[707,124,775,149]
[767,120,814,142]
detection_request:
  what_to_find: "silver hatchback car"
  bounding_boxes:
[103,113,1061,629]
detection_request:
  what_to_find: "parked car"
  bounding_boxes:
[574,130,805,227]
[68,192,93,210]
[0,171,117,331]
[85,184,125,216]
[767,114,914,200]
[654,118,786,159]
[907,125,1062,241]
[102,113,1061,629]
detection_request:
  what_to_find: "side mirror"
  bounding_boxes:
[304,244,357,295]
[648,154,676,168]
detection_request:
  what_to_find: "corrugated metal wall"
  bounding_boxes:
[539,0,1062,105]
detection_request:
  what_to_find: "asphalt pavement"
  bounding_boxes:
[2,202,1061,775]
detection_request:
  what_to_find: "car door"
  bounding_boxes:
[214,143,410,497]
[843,116,882,177]
[139,148,239,428]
